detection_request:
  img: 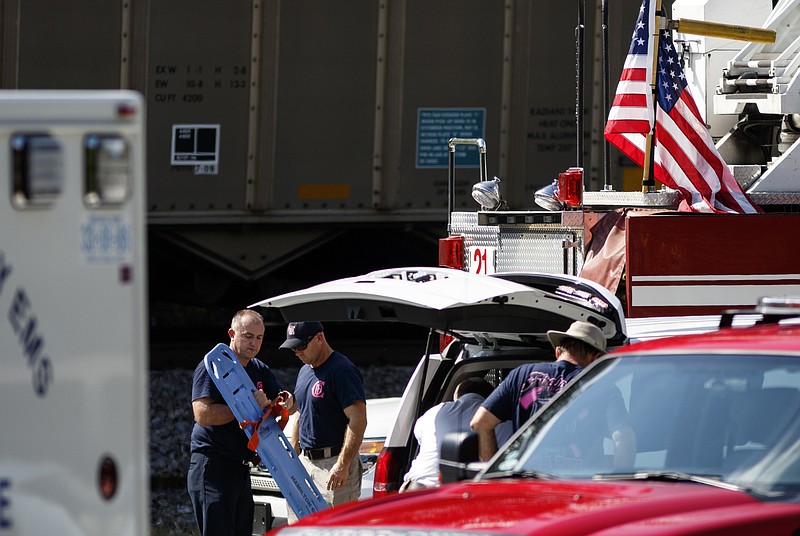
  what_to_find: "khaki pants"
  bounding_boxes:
[287,454,362,524]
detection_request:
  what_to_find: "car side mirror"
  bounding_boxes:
[439,431,485,484]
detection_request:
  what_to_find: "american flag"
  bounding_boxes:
[604,0,762,214]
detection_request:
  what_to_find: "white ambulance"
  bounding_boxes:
[0,91,149,536]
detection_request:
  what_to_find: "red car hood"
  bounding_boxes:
[277,480,800,535]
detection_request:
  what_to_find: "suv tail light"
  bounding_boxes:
[372,446,404,498]
[439,333,455,353]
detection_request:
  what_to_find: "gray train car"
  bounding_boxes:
[0,0,643,351]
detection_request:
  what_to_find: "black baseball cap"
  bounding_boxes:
[279,321,324,350]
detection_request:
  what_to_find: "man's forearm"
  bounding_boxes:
[338,422,365,467]
[193,398,235,426]
[476,430,499,461]
[470,407,501,461]
[290,413,301,454]
[338,401,367,466]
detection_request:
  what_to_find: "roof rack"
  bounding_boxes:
[719,296,800,329]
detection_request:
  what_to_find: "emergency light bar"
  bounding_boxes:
[720,296,800,328]
[756,296,800,315]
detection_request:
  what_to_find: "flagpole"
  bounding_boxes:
[602,0,612,190]
[642,0,662,194]
[576,0,586,170]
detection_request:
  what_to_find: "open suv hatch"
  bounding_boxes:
[251,267,626,496]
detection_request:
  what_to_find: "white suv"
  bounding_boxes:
[249,396,400,532]
[251,266,627,500]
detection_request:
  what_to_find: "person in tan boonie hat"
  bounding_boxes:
[471,320,607,461]
[547,320,606,354]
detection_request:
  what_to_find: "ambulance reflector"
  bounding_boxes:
[98,455,118,500]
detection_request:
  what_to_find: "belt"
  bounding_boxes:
[192,450,255,468]
[302,445,342,460]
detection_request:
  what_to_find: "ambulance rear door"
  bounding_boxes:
[0,91,149,536]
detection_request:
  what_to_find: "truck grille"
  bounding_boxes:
[250,474,281,492]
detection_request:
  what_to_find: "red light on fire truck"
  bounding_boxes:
[438,235,464,269]
[557,167,583,208]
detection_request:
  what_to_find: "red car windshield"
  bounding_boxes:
[486,353,800,500]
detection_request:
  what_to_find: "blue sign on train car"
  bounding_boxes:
[416,108,485,168]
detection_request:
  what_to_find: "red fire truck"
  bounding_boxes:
[436,0,800,319]
[437,151,800,318]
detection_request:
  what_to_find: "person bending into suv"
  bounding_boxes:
[470,320,606,461]
[280,321,367,522]
[401,377,495,491]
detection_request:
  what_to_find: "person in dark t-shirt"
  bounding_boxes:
[470,321,607,461]
[187,309,294,536]
[280,321,366,523]
[401,378,495,491]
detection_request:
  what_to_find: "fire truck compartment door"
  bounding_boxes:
[251,267,626,347]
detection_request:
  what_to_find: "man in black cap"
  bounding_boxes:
[280,321,366,522]
[470,320,607,461]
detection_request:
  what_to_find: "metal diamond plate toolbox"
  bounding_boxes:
[451,211,499,251]
[450,211,585,275]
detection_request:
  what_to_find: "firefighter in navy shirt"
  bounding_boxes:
[280,321,366,523]
[187,309,294,536]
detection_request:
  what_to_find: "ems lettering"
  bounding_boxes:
[0,251,11,295]
[7,288,52,397]
[32,358,52,397]
[8,289,41,361]
[0,250,11,296]
[0,478,10,529]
